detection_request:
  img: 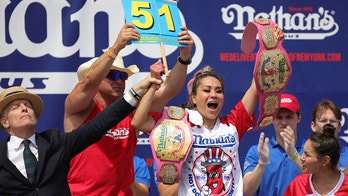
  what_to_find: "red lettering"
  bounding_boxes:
[327,53,341,62]
[220,53,255,62]
[302,7,313,12]
[288,6,302,12]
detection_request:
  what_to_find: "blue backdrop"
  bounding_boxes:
[1,1,347,195]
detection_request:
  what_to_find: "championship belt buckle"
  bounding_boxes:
[150,106,193,184]
[241,18,292,130]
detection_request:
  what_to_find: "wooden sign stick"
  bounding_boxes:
[160,43,169,76]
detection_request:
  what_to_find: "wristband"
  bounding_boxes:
[241,18,292,130]
[123,92,138,107]
[177,56,192,65]
[107,48,117,59]
[289,151,299,161]
[129,88,141,100]
[258,159,270,166]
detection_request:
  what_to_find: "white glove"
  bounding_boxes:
[257,132,270,165]
[200,185,212,196]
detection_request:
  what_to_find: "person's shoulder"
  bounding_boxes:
[248,144,258,150]
[292,173,310,182]
[38,128,61,136]
[344,172,348,180]
[340,172,348,190]
[64,93,98,120]
[245,144,259,157]
[37,128,63,143]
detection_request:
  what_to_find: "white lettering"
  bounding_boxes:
[0,72,77,93]
[1,0,203,74]
[221,5,338,40]
[0,0,14,56]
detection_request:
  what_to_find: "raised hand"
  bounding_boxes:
[130,61,164,98]
[274,23,284,41]
[257,132,270,165]
[178,26,194,60]
[150,59,165,79]
[110,23,140,54]
[280,126,298,159]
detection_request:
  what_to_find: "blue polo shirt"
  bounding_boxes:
[134,156,151,188]
[339,145,348,170]
[243,135,306,196]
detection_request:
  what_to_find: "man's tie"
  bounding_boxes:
[23,140,37,184]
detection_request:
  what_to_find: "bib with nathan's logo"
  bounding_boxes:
[241,18,292,130]
[150,106,193,184]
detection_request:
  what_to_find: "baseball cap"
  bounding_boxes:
[280,94,300,113]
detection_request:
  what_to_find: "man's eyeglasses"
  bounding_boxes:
[107,70,128,81]
[316,118,341,125]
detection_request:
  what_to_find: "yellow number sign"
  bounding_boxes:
[122,0,184,47]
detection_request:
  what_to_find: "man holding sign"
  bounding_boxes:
[65,19,193,196]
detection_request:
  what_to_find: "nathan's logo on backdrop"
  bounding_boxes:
[0,0,203,70]
[0,73,77,94]
[0,0,204,94]
[0,0,132,58]
[0,77,48,89]
[221,5,338,40]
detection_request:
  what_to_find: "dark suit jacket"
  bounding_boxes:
[0,97,134,196]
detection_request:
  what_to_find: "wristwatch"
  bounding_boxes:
[241,18,292,130]
[177,56,192,65]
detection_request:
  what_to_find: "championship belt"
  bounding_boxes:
[241,18,292,130]
[150,106,193,184]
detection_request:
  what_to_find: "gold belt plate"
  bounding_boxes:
[256,49,291,93]
[159,163,179,185]
[152,119,192,162]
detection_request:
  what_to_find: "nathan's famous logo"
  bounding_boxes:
[152,119,192,162]
[221,5,338,40]
[156,126,168,152]
[155,123,185,154]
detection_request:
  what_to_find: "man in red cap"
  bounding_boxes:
[242,94,306,196]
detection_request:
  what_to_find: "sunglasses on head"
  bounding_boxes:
[107,70,128,81]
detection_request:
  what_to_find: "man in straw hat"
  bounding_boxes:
[64,23,193,195]
[0,63,163,195]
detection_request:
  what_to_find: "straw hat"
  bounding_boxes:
[77,55,139,81]
[0,86,44,130]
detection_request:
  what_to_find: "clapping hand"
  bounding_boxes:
[258,132,270,165]
[280,126,298,159]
